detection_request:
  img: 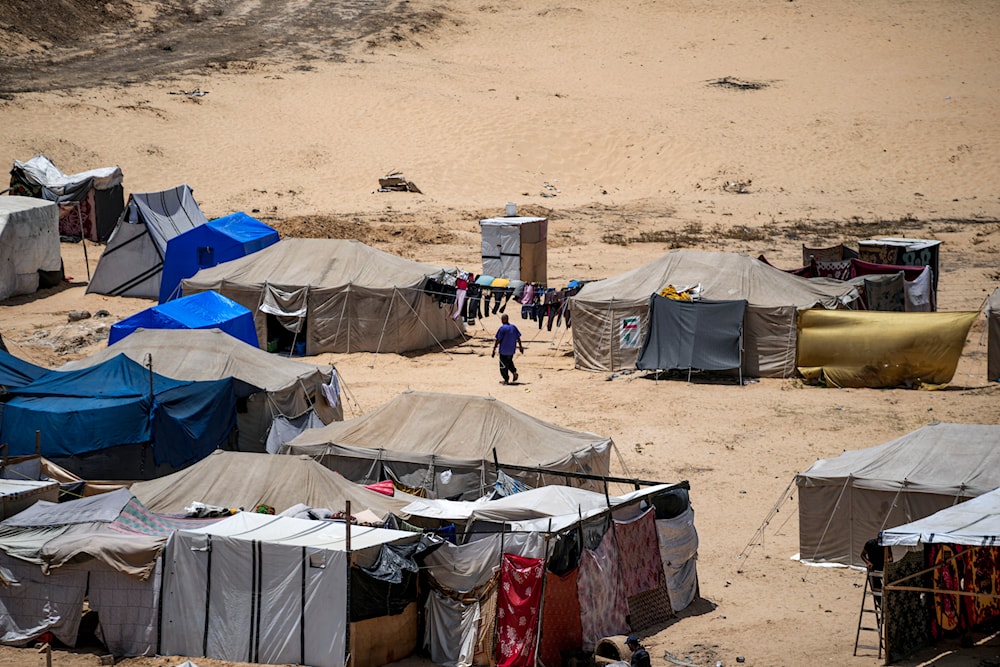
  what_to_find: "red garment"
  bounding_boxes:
[364,480,395,496]
[496,553,544,667]
[539,568,582,667]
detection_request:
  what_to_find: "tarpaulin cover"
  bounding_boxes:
[571,250,857,376]
[87,184,208,299]
[160,212,279,303]
[0,349,50,389]
[495,553,544,667]
[182,237,462,354]
[0,196,60,301]
[796,309,978,388]
[636,295,746,371]
[60,327,340,452]
[881,487,1000,547]
[283,390,613,500]
[988,288,1000,382]
[0,354,235,469]
[109,290,259,347]
[795,423,1000,566]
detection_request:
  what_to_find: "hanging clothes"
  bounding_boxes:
[576,527,628,651]
[495,553,545,667]
[321,369,340,408]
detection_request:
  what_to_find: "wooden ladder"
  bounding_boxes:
[853,570,884,659]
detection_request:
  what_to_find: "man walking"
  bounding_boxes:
[491,313,524,385]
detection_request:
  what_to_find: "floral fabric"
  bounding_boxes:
[576,528,628,651]
[496,553,544,667]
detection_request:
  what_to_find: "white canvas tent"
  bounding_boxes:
[87,184,208,299]
[281,390,615,499]
[0,196,61,301]
[59,327,342,451]
[795,422,1000,566]
[181,238,464,354]
[160,512,417,667]
[570,250,858,376]
[881,487,1000,548]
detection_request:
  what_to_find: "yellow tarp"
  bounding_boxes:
[797,309,978,389]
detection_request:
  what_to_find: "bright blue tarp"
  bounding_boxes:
[0,350,50,389]
[109,290,259,347]
[0,354,235,468]
[159,212,278,303]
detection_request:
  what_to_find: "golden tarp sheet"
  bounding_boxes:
[797,309,978,389]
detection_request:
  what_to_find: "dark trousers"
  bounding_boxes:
[499,354,517,382]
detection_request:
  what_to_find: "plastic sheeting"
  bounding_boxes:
[636,296,746,372]
[0,196,60,301]
[797,309,978,388]
[0,349,50,390]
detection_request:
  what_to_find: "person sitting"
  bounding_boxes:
[625,635,650,667]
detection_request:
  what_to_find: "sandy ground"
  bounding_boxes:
[2,1,1000,667]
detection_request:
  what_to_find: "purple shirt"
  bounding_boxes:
[495,323,521,356]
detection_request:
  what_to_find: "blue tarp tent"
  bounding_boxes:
[0,354,236,480]
[159,212,279,303]
[108,290,259,347]
[0,349,50,390]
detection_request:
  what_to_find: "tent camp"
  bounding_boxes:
[281,390,615,500]
[795,422,1000,567]
[159,211,279,303]
[570,250,858,376]
[107,290,259,348]
[59,328,340,452]
[0,353,236,480]
[0,196,61,301]
[86,184,208,299]
[988,287,1000,383]
[9,155,125,242]
[160,512,421,667]
[130,450,415,520]
[0,348,50,390]
[180,238,463,354]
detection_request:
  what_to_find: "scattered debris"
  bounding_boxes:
[540,181,560,198]
[663,652,700,667]
[169,88,209,97]
[67,310,91,322]
[722,179,752,194]
[707,76,769,91]
[378,171,422,194]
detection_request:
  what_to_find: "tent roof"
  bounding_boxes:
[178,510,414,552]
[3,487,134,527]
[106,291,257,347]
[13,154,123,192]
[0,348,51,389]
[196,211,278,244]
[284,390,612,465]
[60,327,331,393]
[796,423,1000,496]
[129,450,416,519]
[881,488,1000,547]
[572,249,857,308]
[182,237,445,291]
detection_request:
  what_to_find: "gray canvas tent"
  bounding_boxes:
[988,287,1000,382]
[181,238,464,354]
[129,450,417,520]
[58,327,341,452]
[636,295,747,375]
[570,250,859,376]
[795,422,1000,567]
[281,390,615,500]
[0,196,61,301]
[87,184,208,299]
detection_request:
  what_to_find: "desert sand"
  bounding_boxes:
[1,1,1000,666]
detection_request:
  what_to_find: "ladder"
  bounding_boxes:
[853,570,885,658]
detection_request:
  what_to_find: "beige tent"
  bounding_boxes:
[59,328,341,452]
[181,238,464,354]
[281,390,615,499]
[795,422,1000,567]
[130,450,416,519]
[569,250,859,376]
[988,287,1000,382]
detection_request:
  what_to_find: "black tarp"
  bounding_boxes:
[636,295,746,371]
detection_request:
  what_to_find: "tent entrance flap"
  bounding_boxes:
[260,284,308,333]
[636,296,747,372]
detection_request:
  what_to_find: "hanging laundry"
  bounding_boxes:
[576,528,628,650]
[496,553,545,667]
[321,369,340,408]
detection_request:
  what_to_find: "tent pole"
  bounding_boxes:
[345,499,352,667]
[76,201,91,282]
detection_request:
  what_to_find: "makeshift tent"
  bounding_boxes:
[479,213,547,283]
[0,348,50,390]
[9,155,125,242]
[60,327,340,452]
[636,295,747,375]
[87,184,208,299]
[570,250,858,377]
[795,423,1000,567]
[988,288,1000,382]
[281,390,615,500]
[181,238,463,354]
[107,290,259,348]
[0,196,61,301]
[130,450,415,520]
[159,211,279,303]
[0,354,236,480]
[0,479,58,519]
[0,488,217,656]
[858,237,941,291]
[160,512,419,667]
[796,309,978,389]
[412,483,697,665]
